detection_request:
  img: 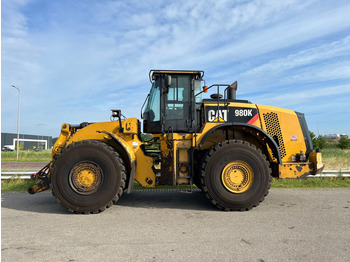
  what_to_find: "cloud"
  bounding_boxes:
[241,35,350,78]
[254,84,350,107]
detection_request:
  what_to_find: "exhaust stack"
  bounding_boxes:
[227,81,237,100]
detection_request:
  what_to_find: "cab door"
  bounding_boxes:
[164,74,191,133]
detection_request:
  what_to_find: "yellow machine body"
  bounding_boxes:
[52,103,323,190]
[53,119,156,188]
[29,69,324,213]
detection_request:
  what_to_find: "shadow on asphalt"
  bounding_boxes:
[1,190,218,214]
[117,190,218,211]
[1,192,68,214]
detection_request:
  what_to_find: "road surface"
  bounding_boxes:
[1,189,350,261]
[1,161,48,171]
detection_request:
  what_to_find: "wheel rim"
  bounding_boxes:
[221,161,254,193]
[69,161,104,195]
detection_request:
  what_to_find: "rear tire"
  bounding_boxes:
[201,140,271,211]
[51,140,126,214]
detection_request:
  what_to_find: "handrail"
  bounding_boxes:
[194,84,230,97]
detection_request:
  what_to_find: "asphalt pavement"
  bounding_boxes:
[1,188,350,262]
[1,161,49,172]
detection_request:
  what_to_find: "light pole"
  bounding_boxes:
[12,85,20,160]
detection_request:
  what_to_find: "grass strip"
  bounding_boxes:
[1,179,37,192]
[271,177,350,188]
[322,149,350,170]
[1,150,51,162]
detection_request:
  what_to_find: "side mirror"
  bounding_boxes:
[165,75,171,90]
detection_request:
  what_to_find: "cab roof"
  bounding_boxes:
[149,69,204,81]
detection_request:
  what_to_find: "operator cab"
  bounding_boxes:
[143,70,204,133]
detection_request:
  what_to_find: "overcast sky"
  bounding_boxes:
[2,0,350,137]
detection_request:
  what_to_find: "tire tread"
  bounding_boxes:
[51,140,127,214]
[200,139,271,211]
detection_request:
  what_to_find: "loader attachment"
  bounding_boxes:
[28,163,52,194]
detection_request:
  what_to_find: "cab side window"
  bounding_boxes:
[166,76,189,120]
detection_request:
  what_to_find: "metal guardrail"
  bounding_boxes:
[1,170,350,179]
[1,172,33,179]
[312,170,350,177]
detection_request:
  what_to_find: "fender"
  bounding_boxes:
[52,123,71,156]
[97,131,136,193]
[198,123,282,165]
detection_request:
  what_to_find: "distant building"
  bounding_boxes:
[324,134,341,140]
[1,133,52,150]
[323,134,348,141]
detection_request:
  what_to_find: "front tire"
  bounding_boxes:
[51,140,126,214]
[201,140,271,211]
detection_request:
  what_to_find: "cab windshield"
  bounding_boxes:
[144,79,160,122]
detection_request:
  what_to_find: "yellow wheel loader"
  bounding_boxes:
[29,70,324,214]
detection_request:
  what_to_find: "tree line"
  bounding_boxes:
[310,131,350,149]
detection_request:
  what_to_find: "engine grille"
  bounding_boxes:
[263,112,286,158]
